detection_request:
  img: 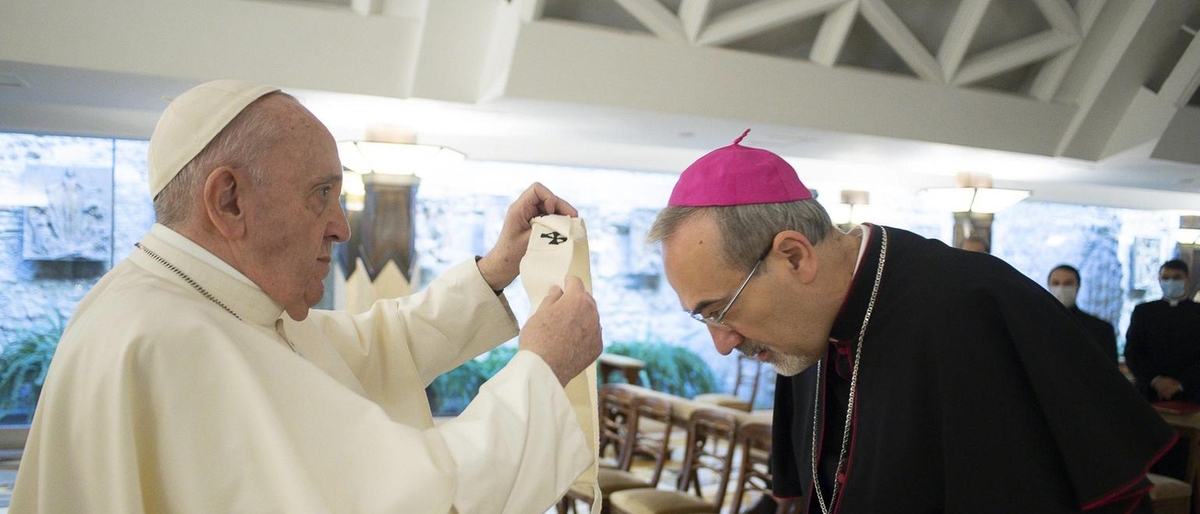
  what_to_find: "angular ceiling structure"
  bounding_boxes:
[1,0,1198,208]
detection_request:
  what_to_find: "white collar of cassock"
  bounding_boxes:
[135,223,285,327]
[828,225,874,346]
[850,224,870,275]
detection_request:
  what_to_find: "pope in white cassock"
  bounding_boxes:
[10,80,602,513]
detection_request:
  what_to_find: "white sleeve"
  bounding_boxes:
[133,333,587,514]
[312,258,520,388]
[437,350,592,513]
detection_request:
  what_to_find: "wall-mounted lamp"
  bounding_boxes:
[332,134,465,296]
[830,190,870,230]
[921,172,1030,213]
[1177,215,1200,244]
[338,140,465,176]
[336,138,465,212]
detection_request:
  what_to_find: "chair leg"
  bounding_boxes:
[775,497,796,514]
[556,496,571,514]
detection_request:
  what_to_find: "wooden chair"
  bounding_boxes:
[1147,473,1191,514]
[731,422,799,514]
[560,395,675,513]
[598,384,638,467]
[608,409,740,514]
[695,354,764,412]
[619,396,675,486]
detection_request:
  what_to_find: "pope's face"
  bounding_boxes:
[240,98,350,320]
[661,214,824,376]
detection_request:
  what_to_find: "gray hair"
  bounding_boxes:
[153,92,295,227]
[647,199,834,270]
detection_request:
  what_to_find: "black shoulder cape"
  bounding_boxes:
[772,225,1175,513]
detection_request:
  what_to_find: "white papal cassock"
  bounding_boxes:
[10,224,591,513]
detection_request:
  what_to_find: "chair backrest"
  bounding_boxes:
[598,384,637,466]
[619,395,674,486]
[730,422,801,514]
[732,353,766,407]
[676,408,740,509]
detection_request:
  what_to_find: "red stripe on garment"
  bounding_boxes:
[1080,430,1178,510]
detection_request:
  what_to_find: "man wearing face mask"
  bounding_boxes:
[1047,264,1118,364]
[1125,259,1200,403]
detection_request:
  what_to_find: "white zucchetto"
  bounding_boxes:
[147,79,279,198]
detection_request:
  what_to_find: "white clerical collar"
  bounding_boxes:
[150,224,258,288]
[136,224,285,326]
[828,224,876,346]
[851,224,870,273]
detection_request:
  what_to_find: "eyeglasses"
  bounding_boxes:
[689,254,766,329]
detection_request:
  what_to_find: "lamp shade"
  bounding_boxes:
[969,188,1030,213]
[1177,215,1200,244]
[337,141,465,176]
[922,188,977,213]
[921,186,1029,213]
[830,190,871,225]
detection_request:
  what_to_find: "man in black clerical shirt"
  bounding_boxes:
[649,130,1174,513]
[1125,259,1200,403]
[1047,264,1119,364]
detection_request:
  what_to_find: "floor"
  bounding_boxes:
[0,462,755,514]
[552,429,770,514]
[0,436,768,514]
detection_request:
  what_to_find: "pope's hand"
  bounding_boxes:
[519,276,602,387]
[477,183,578,292]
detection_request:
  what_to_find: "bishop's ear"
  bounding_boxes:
[772,230,819,283]
[203,166,247,239]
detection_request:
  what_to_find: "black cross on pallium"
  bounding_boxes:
[541,231,568,245]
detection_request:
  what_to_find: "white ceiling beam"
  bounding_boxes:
[1029,0,1106,101]
[519,0,548,22]
[697,0,847,47]
[679,0,713,43]
[350,0,381,16]
[1032,0,1082,37]
[1055,0,1176,159]
[507,21,1076,157]
[1076,0,1107,34]
[1159,34,1200,107]
[810,0,859,67]
[859,0,943,82]
[1152,107,1200,165]
[1029,51,1077,102]
[954,30,1078,86]
[613,0,687,42]
[937,0,990,81]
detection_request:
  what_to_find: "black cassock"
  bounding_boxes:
[1066,306,1118,366]
[772,225,1174,514]
[1124,298,1200,403]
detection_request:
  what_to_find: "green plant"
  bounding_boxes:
[426,345,518,416]
[0,315,64,418]
[476,345,517,378]
[604,341,717,398]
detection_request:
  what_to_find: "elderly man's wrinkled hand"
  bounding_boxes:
[477,182,578,293]
[519,276,602,387]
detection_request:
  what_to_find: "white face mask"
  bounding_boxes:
[1161,279,1187,300]
[1049,285,1077,308]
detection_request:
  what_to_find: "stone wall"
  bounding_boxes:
[0,132,1187,420]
